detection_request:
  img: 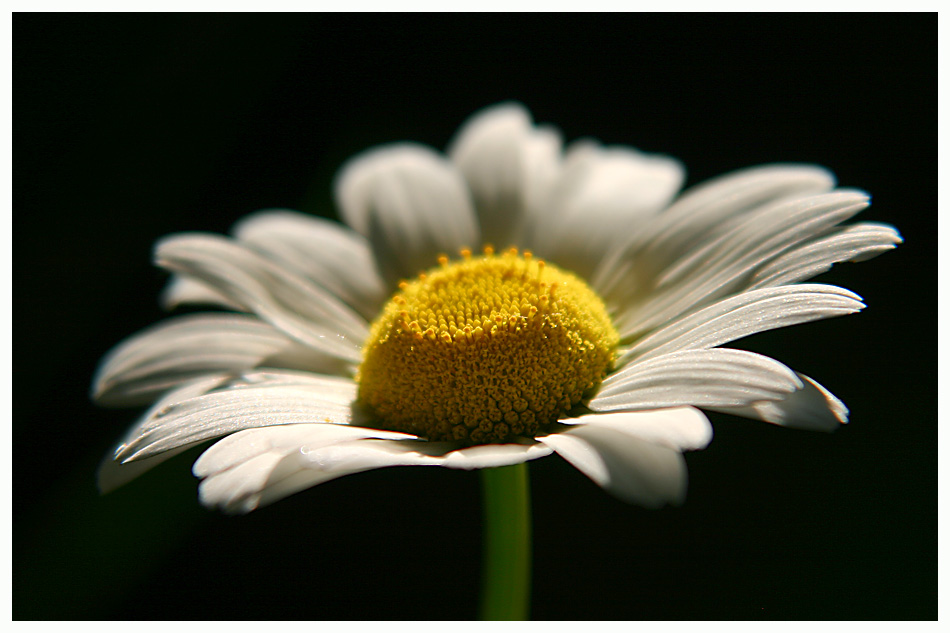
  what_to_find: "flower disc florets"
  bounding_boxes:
[357,247,620,444]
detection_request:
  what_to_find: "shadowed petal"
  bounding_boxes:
[334,143,479,286]
[155,234,367,362]
[194,426,550,513]
[97,374,233,493]
[160,275,243,311]
[115,371,363,462]
[710,373,849,432]
[593,164,836,310]
[447,102,562,247]
[525,142,683,279]
[92,313,350,406]
[538,424,688,508]
[231,210,388,319]
[613,190,872,337]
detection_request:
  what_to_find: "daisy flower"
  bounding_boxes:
[94,103,900,518]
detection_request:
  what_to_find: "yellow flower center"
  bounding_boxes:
[357,247,620,445]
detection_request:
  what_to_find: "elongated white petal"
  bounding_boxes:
[195,425,550,513]
[749,222,903,289]
[627,164,836,265]
[710,374,849,432]
[398,440,554,469]
[155,234,366,362]
[115,371,363,462]
[538,424,688,507]
[196,433,420,514]
[557,407,713,452]
[160,275,243,311]
[593,164,836,306]
[618,284,864,363]
[447,102,562,247]
[192,423,418,478]
[590,349,803,412]
[528,143,683,279]
[97,374,233,493]
[655,190,869,288]
[615,191,871,337]
[231,210,387,319]
[92,313,349,406]
[334,143,479,286]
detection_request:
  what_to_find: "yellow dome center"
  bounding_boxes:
[357,247,620,445]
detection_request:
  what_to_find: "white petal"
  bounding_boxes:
[405,440,554,470]
[710,373,849,432]
[115,371,363,462]
[196,430,418,513]
[590,349,803,412]
[160,275,243,311]
[593,164,836,306]
[614,190,871,337]
[97,374,232,493]
[91,313,349,406]
[231,210,387,319]
[526,142,683,279]
[192,423,417,478]
[194,425,550,513]
[558,407,713,452]
[447,102,562,247]
[538,424,688,508]
[155,234,366,362]
[617,284,864,363]
[333,143,479,286]
[749,222,903,289]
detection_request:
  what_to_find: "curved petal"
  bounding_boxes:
[590,349,803,413]
[592,164,836,306]
[748,222,902,289]
[333,143,479,286]
[114,371,364,462]
[394,439,553,470]
[538,424,688,508]
[613,190,871,337]
[194,425,551,513]
[710,373,849,432]
[447,102,562,247]
[155,234,366,362]
[160,275,243,311]
[92,313,350,406]
[525,142,684,279]
[557,407,713,452]
[194,426,419,514]
[97,374,233,493]
[617,284,864,363]
[231,210,388,319]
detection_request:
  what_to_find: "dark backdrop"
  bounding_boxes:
[14,13,936,620]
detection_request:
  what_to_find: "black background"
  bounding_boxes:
[14,13,936,620]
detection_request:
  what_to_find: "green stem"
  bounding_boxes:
[479,462,532,621]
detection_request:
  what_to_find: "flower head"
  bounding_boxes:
[93,103,901,514]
